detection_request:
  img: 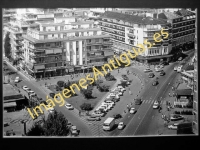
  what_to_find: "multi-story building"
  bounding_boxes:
[98,11,172,64]
[3,23,24,60]
[21,20,113,78]
[158,9,196,57]
[192,8,198,135]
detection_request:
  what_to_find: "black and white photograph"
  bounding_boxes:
[2,7,198,137]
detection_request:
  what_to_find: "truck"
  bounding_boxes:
[103,117,115,131]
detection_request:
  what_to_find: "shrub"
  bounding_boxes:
[57,81,65,87]
[80,103,93,111]
[98,84,109,92]
[105,73,116,81]
[80,88,93,99]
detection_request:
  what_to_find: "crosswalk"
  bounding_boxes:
[141,100,165,105]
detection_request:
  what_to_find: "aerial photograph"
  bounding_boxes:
[3,8,198,137]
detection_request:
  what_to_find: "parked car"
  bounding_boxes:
[14,77,20,83]
[22,86,29,91]
[130,108,137,114]
[168,123,179,130]
[148,73,155,78]
[104,100,115,105]
[170,115,184,121]
[174,66,178,71]
[134,98,142,105]
[152,80,159,86]
[160,62,169,66]
[28,90,36,96]
[49,93,55,98]
[144,68,152,73]
[160,71,166,76]
[118,122,125,130]
[153,101,159,109]
[178,57,183,61]
[92,111,105,117]
[177,65,183,73]
[70,126,79,136]
[87,116,101,121]
[48,107,55,113]
[65,104,74,110]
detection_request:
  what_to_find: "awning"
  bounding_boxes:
[45,50,54,54]
[54,49,62,54]
[4,102,17,108]
[104,51,114,57]
[34,65,45,70]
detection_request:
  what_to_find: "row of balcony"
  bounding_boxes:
[173,17,195,24]
[173,25,195,33]
[173,30,195,38]
[30,59,65,64]
[86,41,113,46]
[99,21,125,31]
[101,28,125,37]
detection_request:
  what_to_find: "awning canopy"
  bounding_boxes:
[34,65,45,70]
[45,50,54,54]
[4,102,17,108]
[104,51,114,57]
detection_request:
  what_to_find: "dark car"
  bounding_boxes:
[49,93,55,98]
[134,98,142,105]
[113,114,122,119]
[160,71,165,76]
[160,62,169,66]
[148,73,155,78]
[152,80,159,86]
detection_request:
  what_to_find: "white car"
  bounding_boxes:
[153,101,159,109]
[70,126,78,136]
[130,108,137,114]
[28,91,36,97]
[177,65,183,73]
[174,66,178,71]
[92,111,105,117]
[168,123,179,130]
[104,100,115,105]
[65,104,74,110]
[118,122,125,130]
[22,86,29,91]
[14,76,20,83]
[144,68,152,73]
[110,90,123,96]
[100,104,112,110]
[101,102,114,107]
[48,107,55,113]
[117,86,126,91]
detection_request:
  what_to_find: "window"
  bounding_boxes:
[95,38,99,43]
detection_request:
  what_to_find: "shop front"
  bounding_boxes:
[65,66,75,75]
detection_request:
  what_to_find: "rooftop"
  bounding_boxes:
[176,89,192,96]
[3,84,21,97]
[175,9,195,16]
[158,12,181,20]
[185,65,194,71]
[101,11,167,25]
[23,34,111,43]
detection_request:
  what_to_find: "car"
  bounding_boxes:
[148,73,155,78]
[113,114,122,119]
[87,116,101,121]
[170,115,184,121]
[153,101,159,109]
[144,68,152,73]
[160,62,169,66]
[28,90,36,96]
[92,111,105,117]
[22,86,29,91]
[49,93,56,98]
[130,108,137,114]
[152,80,159,86]
[134,98,142,105]
[70,126,79,136]
[178,57,183,61]
[174,66,178,71]
[117,85,126,91]
[168,123,179,130]
[65,104,74,110]
[118,122,125,130]
[155,68,163,72]
[111,90,123,96]
[102,102,114,108]
[100,104,112,110]
[48,107,55,113]
[14,77,20,83]
[160,71,165,76]
[104,100,115,105]
[97,106,109,112]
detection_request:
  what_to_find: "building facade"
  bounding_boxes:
[98,11,172,64]
[21,20,113,78]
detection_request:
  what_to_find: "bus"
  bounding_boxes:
[103,117,115,131]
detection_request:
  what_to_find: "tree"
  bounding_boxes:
[57,80,65,87]
[80,103,93,111]
[26,123,45,136]
[27,110,70,136]
[4,32,11,59]
[105,73,116,81]
[80,88,93,99]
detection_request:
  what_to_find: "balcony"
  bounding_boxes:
[127,33,135,39]
[99,22,125,32]
[101,28,125,37]
[103,41,113,45]
[86,41,103,46]
[99,20,127,30]
[144,28,160,31]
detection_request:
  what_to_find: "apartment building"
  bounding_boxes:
[99,11,172,64]
[21,20,112,78]
[192,8,198,135]
[158,9,196,56]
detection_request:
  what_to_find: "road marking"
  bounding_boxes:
[133,69,175,135]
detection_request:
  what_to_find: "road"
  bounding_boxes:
[4,61,93,136]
